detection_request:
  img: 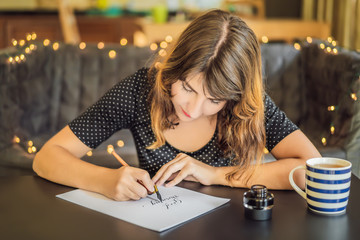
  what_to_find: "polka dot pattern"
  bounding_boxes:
[69,68,298,175]
[264,95,298,150]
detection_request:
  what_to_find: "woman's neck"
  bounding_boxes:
[163,114,218,152]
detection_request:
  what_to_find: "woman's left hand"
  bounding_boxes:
[152,153,216,187]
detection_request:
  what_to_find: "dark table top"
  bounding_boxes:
[0,175,359,240]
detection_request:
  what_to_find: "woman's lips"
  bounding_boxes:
[181,108,191,118]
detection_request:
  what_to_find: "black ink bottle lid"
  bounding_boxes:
[243,185,274,221]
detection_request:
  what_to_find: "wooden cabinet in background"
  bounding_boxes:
[0,13,140,48]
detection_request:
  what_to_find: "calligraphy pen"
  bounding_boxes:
[108,148,163,202]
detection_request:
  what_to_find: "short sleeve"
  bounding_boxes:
[69,68,148,149]
[264,94,299,151]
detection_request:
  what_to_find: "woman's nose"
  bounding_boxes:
[187,96,204,118]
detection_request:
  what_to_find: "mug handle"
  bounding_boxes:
[289,165,306,199]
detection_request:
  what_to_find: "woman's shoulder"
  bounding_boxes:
[133,67,150,80]
[263,93,276,114]
[114,67,153,93]
[121,67,150,85]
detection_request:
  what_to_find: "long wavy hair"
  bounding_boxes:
[147,9,265,184]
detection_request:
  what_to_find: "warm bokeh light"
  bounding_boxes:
[306,37,313,43]
[133,31,148,47]
[25,47,31,54]
[117,140,124,147]
[320,43,325,49]
[97,42,104,49]
[165,35,173,43]
[327,106,336,111]
[26,34,32,41]
[160,41,168,49]
[158,49,167,57]
[155,62,162,69]
[107,145,114,154]
[12,39,17,46]
[330,126,335,135]
[109,50,116,59]
[321,137,327,146]
[351,93,358,101]
[150,43,158,51]
[79,42,86,50]
[261,36,268,43]
[53,42,59,51]
[86,151,93,156]
[19,40,25,46]
[43,39,50,46]
[31,33,37,40]
[13,136,20,143]
[294,43,301,50]
[120,38,128,46]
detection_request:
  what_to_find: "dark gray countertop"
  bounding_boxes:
[0,175,359,240]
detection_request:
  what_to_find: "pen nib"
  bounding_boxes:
[156,191,163,202]
[154,185,162,202]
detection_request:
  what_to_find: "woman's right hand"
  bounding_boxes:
[103,166,155,201]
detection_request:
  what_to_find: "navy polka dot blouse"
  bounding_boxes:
[69,68,298,175]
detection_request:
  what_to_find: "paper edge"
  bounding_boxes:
[56,187,231,232]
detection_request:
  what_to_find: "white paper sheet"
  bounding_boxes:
[56,186,230,232]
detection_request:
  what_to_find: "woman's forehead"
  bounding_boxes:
[186,72,232,100]
[184,72,211,95]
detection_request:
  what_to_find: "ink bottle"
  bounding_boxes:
[243,185,274,221]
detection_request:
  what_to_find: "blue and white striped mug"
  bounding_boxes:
[289,157,352,215]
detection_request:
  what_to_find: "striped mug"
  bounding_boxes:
[289,157,352,215]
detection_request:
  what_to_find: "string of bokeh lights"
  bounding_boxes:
[6,33,359,155]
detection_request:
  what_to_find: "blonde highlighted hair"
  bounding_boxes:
[148,9,265,184]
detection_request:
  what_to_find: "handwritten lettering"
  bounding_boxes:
[142,195,183,210]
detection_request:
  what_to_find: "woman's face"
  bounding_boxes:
[170,73,227,122]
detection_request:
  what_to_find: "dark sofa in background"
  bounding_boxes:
[0,40,359,178]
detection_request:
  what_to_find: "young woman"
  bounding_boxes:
[33,9,321,201]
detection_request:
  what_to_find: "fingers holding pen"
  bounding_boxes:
[110,166,154,201]
[134,170,155,193]
[118,186,143,201]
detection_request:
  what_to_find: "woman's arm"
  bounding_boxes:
[154,130,321,190]
[33,126,155,200]
[215,129,321,189]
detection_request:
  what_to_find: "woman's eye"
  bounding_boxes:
[210,99,221,104]
[182,82,193,93]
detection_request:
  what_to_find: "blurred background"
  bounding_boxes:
[0,1,359,178]
[0,0,359,50]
